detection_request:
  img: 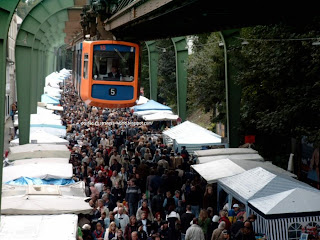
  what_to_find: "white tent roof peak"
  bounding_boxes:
[219,167,317,204]
[249,187,320,215]
[191,158,246,183]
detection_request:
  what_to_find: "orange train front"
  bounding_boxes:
[80,40,140,108]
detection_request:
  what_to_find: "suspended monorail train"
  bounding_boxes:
[73,40,140,108]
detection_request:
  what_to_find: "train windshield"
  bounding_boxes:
[92,44,136,82]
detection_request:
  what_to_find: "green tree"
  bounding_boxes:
[234,19,320,166]
[139,44,150,98]
[157,39,177,110]
[187,32,226,124]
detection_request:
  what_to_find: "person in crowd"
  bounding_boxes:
[203,185,217,212]
[112,229,125,240]
[230,215,244,239]
[180,205,195,240]
[198,209,211,240]
[152,212,164,234]
[211,221,225,240]
[185,218,205,240]
[234,221,255,240]
[104,222,118,240]
[163,191,175,214]
[136,199,154,221]
[105,212,120,229]
[92,222,105,240]
[218,210,231,231]
[124,215,138,240]
[136,211,153,237]
[115,207,130,231]
[136,223,149,240]
[187,185,201,218]
[228,204,240,224]
[126,178,142,216]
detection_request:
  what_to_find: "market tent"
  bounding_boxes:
[218,167,317,206]
[0,214,78,240]
[46,104,63,111]
[133,100,171,111]
[197,154,264,164]
[11,158,69,165]
[247,187,320,240]
[3,163,73,182]
[29,124,66,137]
[133,110,173,117]
[2,181,86,197]
[41,94,60,105]
[136,95,149,105]
[249,188,320,216]
[1,195,91,215]
[196,157,295,178]
[191,158,246,183]
[10,130,69,146]
[194,148,258,157]
[163,121,223,152]
[8,144,70,161]
[143,112,179,121]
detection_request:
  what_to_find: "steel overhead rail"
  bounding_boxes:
[0,0,21,222]
[15,0,75,145]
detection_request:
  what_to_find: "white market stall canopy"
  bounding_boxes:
[248,187,320,216]
[41,94,60,105]
[10,130,69,146]
[197,154,264,164]
[218,167,317,205]
[194,148,258,157]
[2,181,86,198]
[10,158,69,165]
[133,99,171,111]
[46,104,63,111]
[143,112,179,121]
[0,214,78,240]
[136,95,149,105]
[8,144,70,161]
[3,163,73,183]
[191,158,246,183]
[133,110,173,117]
[197,156,295,178]
[163,121,223,152]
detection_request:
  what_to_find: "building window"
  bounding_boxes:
[288,223,302,240]
[83,54,88,79]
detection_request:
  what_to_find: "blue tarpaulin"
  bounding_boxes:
[6,177,75,185]
[133,100,171,111]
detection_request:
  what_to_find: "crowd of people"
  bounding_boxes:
[60,79,259,240]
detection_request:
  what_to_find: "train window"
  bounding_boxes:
[92,44,135,82]
[83,54,88,79]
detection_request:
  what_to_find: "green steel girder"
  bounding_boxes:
[220,30,242,148]
[0,0,21,222]
[16,0,75,145]
[145,41,159,101]
[172,37,188,122]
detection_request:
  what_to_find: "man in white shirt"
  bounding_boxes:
[114,207,129,231]
[100,134,109,148]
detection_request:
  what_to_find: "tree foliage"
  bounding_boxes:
[157,39,177,109]
[17,0,42,19]
[187,32,226,124]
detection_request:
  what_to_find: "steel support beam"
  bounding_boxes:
[0,0,21,219]
[220,30,241,148]
[172,37,188,121]
[146,41,159,101]
[15,0,74,144]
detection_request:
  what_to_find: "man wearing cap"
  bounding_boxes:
[228,204,240,224]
